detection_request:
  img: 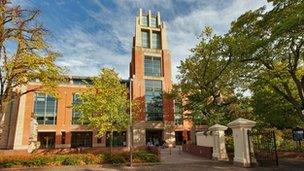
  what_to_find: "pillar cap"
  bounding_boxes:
[208,124,228,131]
[227,118,256,129]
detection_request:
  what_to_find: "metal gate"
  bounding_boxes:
[248,130,278,167]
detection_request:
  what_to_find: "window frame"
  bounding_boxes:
[141,30,150,48]
[144,56,162,77]
[152,32,161,49]
[145,80,163,121]
[142,15,149,27]
[34,93,57,125]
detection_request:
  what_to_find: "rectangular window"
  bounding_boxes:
[142,15,148,27]
[142,31,150,48]
[144,56,161,77]
[72,93,81,124]
[34,93,57,125]
[151,17,157,27]
[145,80,163,121]
[71,132,92,148]
[38,132,55,149]
[152,32,161,49]
[174,103,183,125]
[61,132,66,144]
[106,131,127,147]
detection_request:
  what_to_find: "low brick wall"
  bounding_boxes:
[182,144,213,159]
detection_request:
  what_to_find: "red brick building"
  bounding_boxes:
[0,9,203,150]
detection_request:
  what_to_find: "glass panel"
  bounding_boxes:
[151,17,157,27]
[152,32,161,49]
[141,31,149,48]
[34,93,57,125]
[144,56,161,77]
[142,15,148,26]
[145,80,163,121]
[46,95,56,115]
[71,132,92,148]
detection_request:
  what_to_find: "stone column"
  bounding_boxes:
[208,124,228,161]
[227,118,256,167]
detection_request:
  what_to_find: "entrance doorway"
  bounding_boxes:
[175,131,183,145]
[146,129,163,146]
[38,132,55,149]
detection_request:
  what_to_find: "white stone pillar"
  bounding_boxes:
[227,118,256,167]
[209,124,228,161]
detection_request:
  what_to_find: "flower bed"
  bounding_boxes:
[0,150,159,168]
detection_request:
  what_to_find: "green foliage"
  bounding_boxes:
[98,153,110,164]
[74,68,129,138]
[172,0,304,127]
[0,0,65,119]
[110,154,127,164]
[276,129,304,152]
[229,0,304,119]
[251,83,304,129]
[62,156,80,166]
[173,27,244,126]
[0,151,161,168]
[133,150,160,163]
[0,159,22,168]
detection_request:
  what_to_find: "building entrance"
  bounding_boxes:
[146,129,163,146]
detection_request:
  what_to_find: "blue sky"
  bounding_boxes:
[14,0,270,81]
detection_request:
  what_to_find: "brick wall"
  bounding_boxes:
[182,144,213,159]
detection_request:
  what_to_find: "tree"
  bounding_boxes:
[0,0,64,135]
[74,68,129,154]
[175,27,242,126]
[229,0,304,119]
[251,79,304,129]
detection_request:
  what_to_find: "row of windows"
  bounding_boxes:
[34,93,83,125]
[141,31,161,49]
[34,93,183,124]
[142,15,157,28]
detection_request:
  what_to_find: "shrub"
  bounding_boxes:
[52,155,67,165]
[80,154,100,164]
[0,159,22,168]
[110,154,126,164]
[133,150,159,163]
[98,153,110,164]
[24,156,48,167]
[62,156,80,166]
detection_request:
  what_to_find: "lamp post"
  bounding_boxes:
[129,78,133,167]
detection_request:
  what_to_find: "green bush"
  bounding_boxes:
[24,157,48,167]
[110,154,126,164]
[0,159,22,168]
[134,150,159,163]
[62,156,80,166]
[52,155,67,165]
[80,154,100,164]
[98,153,110,164]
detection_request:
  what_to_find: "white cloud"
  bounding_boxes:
[35,0,270,81]
[53,26,130,78]
[167,0,269,82]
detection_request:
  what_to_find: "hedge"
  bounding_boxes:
[0,151,159,168]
